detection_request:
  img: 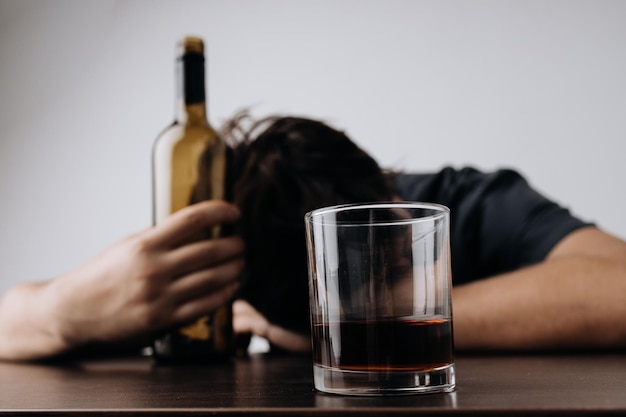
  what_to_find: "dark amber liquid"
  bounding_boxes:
[312,318,454,372]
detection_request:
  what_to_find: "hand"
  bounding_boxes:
[46,200,244,351]
[233,299,310,353]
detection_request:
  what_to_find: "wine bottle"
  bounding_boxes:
[151,36,233,363]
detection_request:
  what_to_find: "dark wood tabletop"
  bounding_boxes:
[1,351,625,416]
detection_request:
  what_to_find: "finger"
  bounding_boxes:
[147,201,240,249]
[165,236,244,279]
[232,300,269,336]
[232,299,262,319]
[233,299,255,315]
[169,257,243,304]
[171,281,240,325]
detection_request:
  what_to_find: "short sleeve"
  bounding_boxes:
[394,167,592,285]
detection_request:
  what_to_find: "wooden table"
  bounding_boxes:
[1,352,625,415]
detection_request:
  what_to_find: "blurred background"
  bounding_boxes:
[1,0,625,294]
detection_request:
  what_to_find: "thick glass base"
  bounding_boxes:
[313,363,455,396]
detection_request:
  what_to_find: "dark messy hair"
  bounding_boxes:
[222,111,396,335]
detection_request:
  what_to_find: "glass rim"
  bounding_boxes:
[304,201,449,226]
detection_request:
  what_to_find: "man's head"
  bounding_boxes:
[223,112,396,335]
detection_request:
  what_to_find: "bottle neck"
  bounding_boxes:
[175,50,208,125]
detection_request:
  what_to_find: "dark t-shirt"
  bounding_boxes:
[394,167,592,286]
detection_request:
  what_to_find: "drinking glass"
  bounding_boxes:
[305,202,455,395]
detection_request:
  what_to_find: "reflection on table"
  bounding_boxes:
[0,352,625,415]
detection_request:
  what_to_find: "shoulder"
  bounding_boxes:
[394,166,528,205]
[395,166,592,283]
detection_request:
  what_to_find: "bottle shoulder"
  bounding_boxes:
[154,122,222,148]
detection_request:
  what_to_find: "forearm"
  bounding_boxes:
[453,255,626,351]
[0,282,70,361]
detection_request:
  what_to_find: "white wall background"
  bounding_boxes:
[1,0,625,294]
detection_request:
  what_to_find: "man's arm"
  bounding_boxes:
[453,226,626,350]
[0,201,244,361]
